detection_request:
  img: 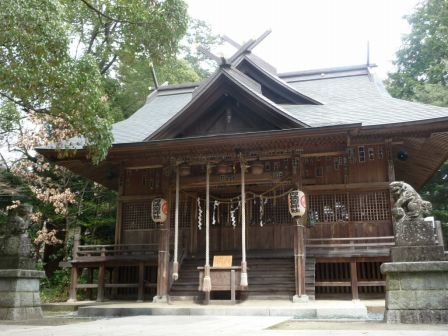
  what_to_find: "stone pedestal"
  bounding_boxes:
[385,182,448,324]
[391,245,445,262]
[0,204,45,320]
[292,294,309,303]
[0,269,45,320]
[381,261,448,324]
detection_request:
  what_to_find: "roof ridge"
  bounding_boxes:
[157,81,202,91]
[279,64,377,78]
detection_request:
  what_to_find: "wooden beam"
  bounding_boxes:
[137,262,145,302]
[315,281,351,287]
[97,263,105,302]
[77,283,98,289]
[181,172,291,188]
[350,261,359,300]
[304,182,389,192]
[302,151,345,158]
[126,164,163,170]
[197,45,223,65]
[119,195,154,201]
[247,29,272,52]
[222,35,241,49]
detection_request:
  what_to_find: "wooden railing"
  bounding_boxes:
[69,241,161,302]
[306,236,395,257]
[75,243,159,261]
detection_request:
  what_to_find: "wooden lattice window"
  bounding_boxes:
[349,191,391,221]
[122,201,157,230]
[308,191,390,223]
[259,194,290,225]
[170,196,193,229]
[358,146,366,163]
[308,193,349,223]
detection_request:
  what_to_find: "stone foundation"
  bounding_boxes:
[0,269,45,320]
[381,261,448,324]
[391,245,446,262]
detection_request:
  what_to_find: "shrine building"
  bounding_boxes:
[38,33,448,303]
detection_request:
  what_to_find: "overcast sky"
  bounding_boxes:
[187,0,421,78]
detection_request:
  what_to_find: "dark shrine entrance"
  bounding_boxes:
[194,183,294,255]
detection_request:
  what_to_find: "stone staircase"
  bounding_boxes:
[170,256,316,300]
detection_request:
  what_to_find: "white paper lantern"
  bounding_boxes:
[152,198,168,223]
[288,190,306,217]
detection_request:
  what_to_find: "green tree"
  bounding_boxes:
[1,2,220,300]
[387,0,448,106]
[387,0,448,245]
[114,19,220,118]
[421,162,448,246]
[0,0,188,162]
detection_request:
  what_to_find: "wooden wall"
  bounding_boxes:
[119,168,164,245]
[303,144,388,185]
[116,142,392,251]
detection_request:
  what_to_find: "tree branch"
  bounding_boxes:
[0,92,50,116]
[79,0,147,25]
[86,25,100,54]
[0,152,10,171]
[100,54,118,74]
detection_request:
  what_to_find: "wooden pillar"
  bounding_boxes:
[386,139,395,182]
[137,262,145,302]
[110,267,118,299]
[97,263,105,302]
[294,218,306,297]
[172,165,180,281]
[68,232,80,302]
[155,189,171,302]
[68,266,78,302]
[240,158,248,287]
[115,168,125,245]
[202,163,212,304]
[230,270,236,304]
[88,268,94,300]
[293,154,308,302]
[386,139,396,237]
[350,261,359,300]
[189,192,198,257]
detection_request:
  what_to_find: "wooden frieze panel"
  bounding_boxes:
[124,168,163,196]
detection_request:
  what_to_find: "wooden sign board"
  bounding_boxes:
[213,255,232,268]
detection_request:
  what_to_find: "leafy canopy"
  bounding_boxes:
[387,0,448,106]
[0,0,188,162]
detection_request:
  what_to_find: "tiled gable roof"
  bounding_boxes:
[111,63,448,144]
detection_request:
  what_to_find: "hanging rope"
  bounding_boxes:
[230,199,240,229]
[212,200,220,225]
[240,158,248,288]
[197,197,202,230]
[259,196,268,227]
[183,182,292,205]
[172,165,180,281]
[202,162,212,292]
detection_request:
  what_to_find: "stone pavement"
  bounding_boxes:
[1,315,448,336]
[76,299,370,318]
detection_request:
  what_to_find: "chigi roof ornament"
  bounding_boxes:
[197,30,273,67]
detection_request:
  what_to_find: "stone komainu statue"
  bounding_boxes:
[0,204,32,237]
[389,181,432,222]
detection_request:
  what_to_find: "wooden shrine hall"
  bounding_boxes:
[38,32,448,303]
